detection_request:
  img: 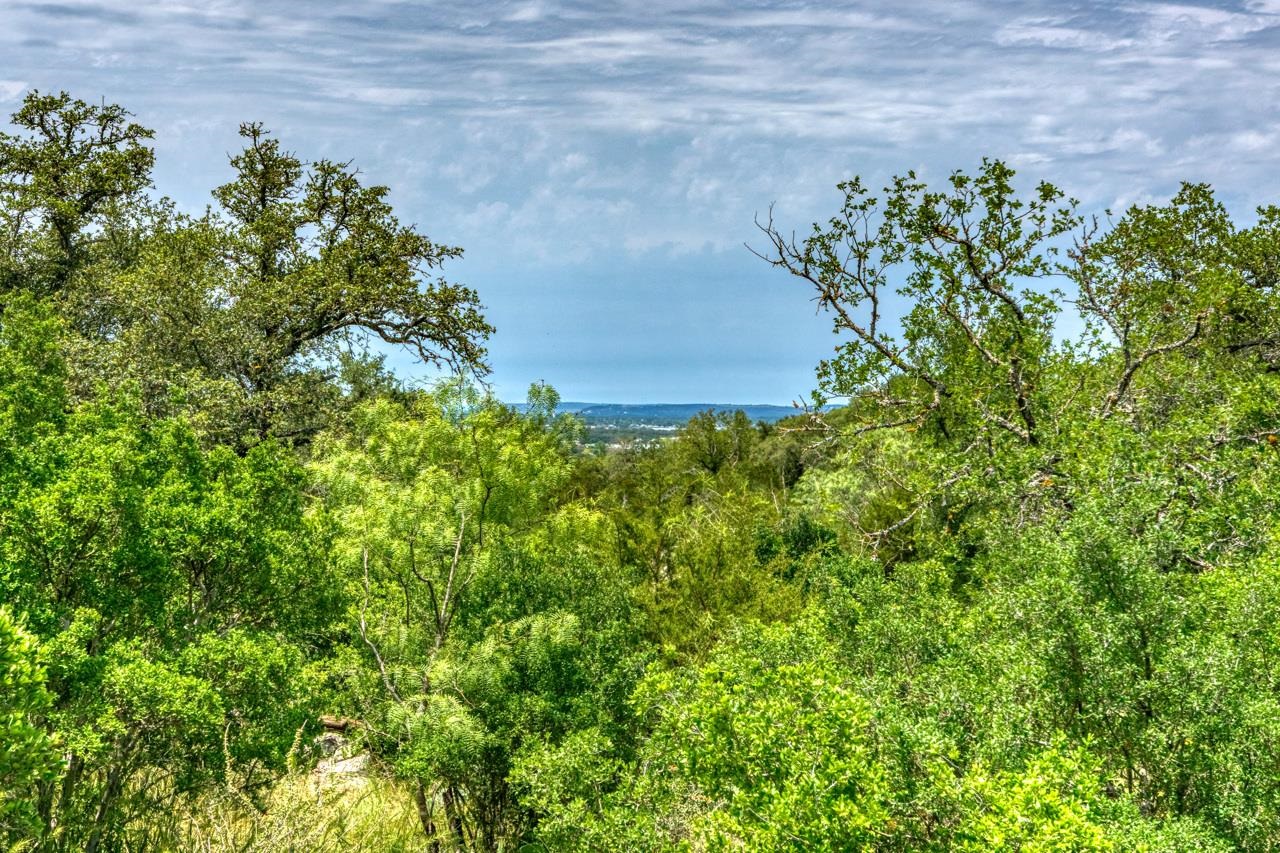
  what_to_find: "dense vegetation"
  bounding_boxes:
[3,91,1280,851]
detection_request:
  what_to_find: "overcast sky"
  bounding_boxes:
[4,0,1280,402]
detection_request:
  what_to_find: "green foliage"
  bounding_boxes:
[0,608,56,844]
[0,347,333,847]
[651,624,889,849]
[545,621,888,851]
[758,159,1076,453]
[6,88,1280,852]
[312,387,642,849]
[0,296,68,554]
[943,746,1115,852]
[593,414,806,659]
[1,91,492,447]
[509,728,621,845]
[0,90,154,295]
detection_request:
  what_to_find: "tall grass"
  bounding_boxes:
[178,772,424,852]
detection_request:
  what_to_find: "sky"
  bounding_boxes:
[3,0,1280,402]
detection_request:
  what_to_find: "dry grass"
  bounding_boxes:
[179,771,425,853]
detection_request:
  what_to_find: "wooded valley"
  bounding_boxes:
[4,91,1280,851]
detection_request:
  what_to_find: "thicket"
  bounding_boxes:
[3,91,1280,851]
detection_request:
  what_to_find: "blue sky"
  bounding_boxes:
[4,0,1280,402]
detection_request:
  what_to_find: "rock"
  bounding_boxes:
[312,730,370,787]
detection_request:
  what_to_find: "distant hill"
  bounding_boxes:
[514,402,808,424]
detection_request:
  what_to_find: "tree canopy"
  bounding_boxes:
[3,90,1280,852]
[1,91,492,448]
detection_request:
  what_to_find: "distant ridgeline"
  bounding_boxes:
[512,402,821,445]
[556,402,808,421]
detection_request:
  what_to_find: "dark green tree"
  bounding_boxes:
[0,91,154,296]
[90,123,492,445]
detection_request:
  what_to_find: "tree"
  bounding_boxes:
[0,91,154,296]
[547,621,890,851]
[675,409,756,475]
[1,92,492,446]
[0,607,56,844]
[212,123,491,374]
[750,162,1280,850]
[313,385,638,850]
[0,366,336,848]
[756,159,1077,452]
[89,123,493,445]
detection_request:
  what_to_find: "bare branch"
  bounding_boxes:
[359,546,401,703]
[1102,316,1204,417]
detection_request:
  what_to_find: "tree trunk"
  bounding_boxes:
[442,785,466,848]
[83,759,127,853]
[415,780,440,852]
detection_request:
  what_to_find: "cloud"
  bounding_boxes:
[504,2,548,22]
[995,18,1135,51]
[336,86,432,107]
[16,2,142,25]
[8,0,1280,398]
[0,81,28,102]
[5,1,1277,225]
[1137,3,1278,43]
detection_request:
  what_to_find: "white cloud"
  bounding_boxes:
[1138,2,1279,43]
[995,19,1134,51]
[8,0,1280,284]
[1231,129,1275,151]
[339,86,431,107]
[505,2,547,22]
[0,81,27,102]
